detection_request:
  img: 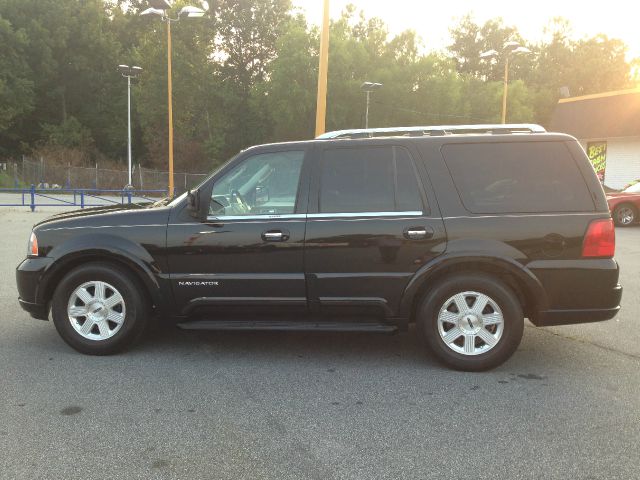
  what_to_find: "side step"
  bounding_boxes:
[177,320,398,333]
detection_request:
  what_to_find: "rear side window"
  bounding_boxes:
[442,142,594,214]
[319,146,424,213]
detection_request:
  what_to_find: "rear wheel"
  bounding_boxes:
[417,273,524,371]
[613,204,636,227]
[51,263,149,355]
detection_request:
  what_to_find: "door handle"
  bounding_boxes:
[404,226,434,240]
[262,230,289,242]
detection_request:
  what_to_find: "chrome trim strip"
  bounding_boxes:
[442,212,604,219]
[204,211,423,222]
[40,224,166,231]
[206,214,306,221]
[307,211,422,219]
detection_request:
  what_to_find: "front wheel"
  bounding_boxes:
[417,274,524,371]
[51,263,149,355]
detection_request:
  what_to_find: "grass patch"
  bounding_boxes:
[0,171,26,188]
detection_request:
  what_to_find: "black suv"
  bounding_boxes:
[16,124,622,370]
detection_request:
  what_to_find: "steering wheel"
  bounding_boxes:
[230,189,251,214]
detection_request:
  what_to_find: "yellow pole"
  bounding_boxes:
[501,55,509,124]
[167,20,175,197]
[315,0,330,137]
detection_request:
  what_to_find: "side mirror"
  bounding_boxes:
[255,185,269,205]
[187,189,209,221]
[188,189,199,210]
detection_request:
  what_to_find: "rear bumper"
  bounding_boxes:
[531,284,622,327]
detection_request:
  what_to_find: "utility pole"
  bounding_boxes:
[315,0,330,137]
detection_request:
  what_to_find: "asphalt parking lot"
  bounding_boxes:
[1,207,639,480]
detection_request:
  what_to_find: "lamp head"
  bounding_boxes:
[480,49,499,59]
[512,46,531,55]
[140,7,165,16]
[361,82,383,92]
[118,64,131,75]
[179,5,206,17]
[503,41,521,52]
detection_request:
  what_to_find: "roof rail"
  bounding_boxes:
[316,124,547,139]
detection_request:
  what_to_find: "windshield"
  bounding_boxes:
[166,153,241,208]
[623,181,640,193]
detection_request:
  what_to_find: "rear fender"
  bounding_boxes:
[400,249,548,319]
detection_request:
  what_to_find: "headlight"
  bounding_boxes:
[27,231,39,257]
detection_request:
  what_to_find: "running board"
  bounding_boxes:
[177,320,398,333]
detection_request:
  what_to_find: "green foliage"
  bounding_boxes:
[0,15,34,154]
[42,116,94,149]
[0,1,637,172]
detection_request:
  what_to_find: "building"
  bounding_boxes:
[550,88,640,190]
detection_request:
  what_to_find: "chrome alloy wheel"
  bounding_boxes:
[437,291,504,356]
[616,206,635,225]
[67,281,126,341]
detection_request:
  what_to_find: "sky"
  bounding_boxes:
[293,0,640,60]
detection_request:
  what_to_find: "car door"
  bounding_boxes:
[166,146,311,318]
[304,142,446,319]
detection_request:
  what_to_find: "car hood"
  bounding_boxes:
[33,203,150,227]
[606,192,640,200]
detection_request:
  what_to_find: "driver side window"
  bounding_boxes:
[210,150,305,217]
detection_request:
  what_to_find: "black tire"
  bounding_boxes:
[51,262,149,355]
[612,203,636,227]
[417,273,524,371]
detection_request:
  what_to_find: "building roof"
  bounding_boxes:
[550,88,640,140]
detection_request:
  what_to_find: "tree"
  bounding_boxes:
[449,15,528,81]
[0,15,34,154]
[266,15,319,141]
[0,0,125,158]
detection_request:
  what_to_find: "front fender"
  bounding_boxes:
[36,233,167,311]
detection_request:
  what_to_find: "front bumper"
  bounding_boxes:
[16,257,54,321]
[18,299,49,320]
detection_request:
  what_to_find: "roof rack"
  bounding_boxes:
[316,124,547,139]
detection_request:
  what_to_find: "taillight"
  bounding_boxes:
[582,218,615,258]
[27,231,39,257]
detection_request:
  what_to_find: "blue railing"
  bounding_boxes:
[0,185,168,211]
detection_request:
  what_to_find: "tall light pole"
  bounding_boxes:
[361,82,383,129]
[141,1,206,197]
[315,0,330,137]
[118,65,143,188]
[480,42,531,124]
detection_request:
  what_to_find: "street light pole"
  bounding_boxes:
[361,82,383,129]
[141,1,206,197]
[127,74,132,185]
[501,55,509,124]
[480,42,530,124]
[118,65,143,188]
[365,90,371,129]
[167,19,174,197]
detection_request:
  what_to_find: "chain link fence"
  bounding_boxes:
[7,157,208,193]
